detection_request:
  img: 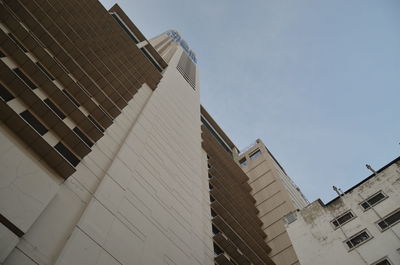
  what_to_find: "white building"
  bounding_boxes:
[285,157,400,265]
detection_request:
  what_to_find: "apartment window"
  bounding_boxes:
[376,208,400,231]
[213,242,224,255]
[210,195,215,202]
[360,191,387,210]
[44,98,65,119]
[20,110,48,135]
[9,34,28,52]
[211,209,217,217]
[344,230,372,250]
[0,49,5,57]
[249,149,262,160]
[209,183,214,190]
[73,127,93,147]
[372,257,392,265]
[212,224,220,235]
[14,68,37,89]
[54,142,80,167]
[239,157,248,167]
[36,62,55,80]
[88,115,104,132]
[0,83,14,101]
[63,89,80,107]
[331,210,356,229]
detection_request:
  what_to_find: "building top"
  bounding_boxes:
[165,30,197,63]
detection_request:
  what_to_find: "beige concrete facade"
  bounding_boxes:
[237,139,308,265]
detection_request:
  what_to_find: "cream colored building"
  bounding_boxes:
[285,157,400,265]
[236,139,308,265]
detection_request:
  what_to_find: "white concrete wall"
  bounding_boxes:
[286,161,400,265]
[1,47,213,265]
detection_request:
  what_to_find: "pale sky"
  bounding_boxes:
[100,0,400,203]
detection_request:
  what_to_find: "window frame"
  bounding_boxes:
[371,257,392,265]
[360,191,388,211]
[343,229,373,251]
[375,208,400,232]
[249,149,262,160]
[239,157,248,167]
[331,210,356,230]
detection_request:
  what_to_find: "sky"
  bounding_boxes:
[100,0,400,203]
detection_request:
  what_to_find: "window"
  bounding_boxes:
[331,210,355,229]
[213,242,224,255]
[249,149,261,160]
[0,83,14,101]
[63,89,80,107]
[212,224,220,235]
[372,258,392,265]
[211,209,217,217]
[376,208,400,231]
[9,34,28,52]
[209,183,213,190]
[344,230,372,250]
[54,142,80,167]
[36,62,55,80]
[44,98,65,119]
[88,115,104,132]
[0,49,5,57]
[210,195,215,202]
[20,110,48,135]
[73,127,93,147]
[239,157,248,167]
[14,68,37,89]
[360,191,387,210]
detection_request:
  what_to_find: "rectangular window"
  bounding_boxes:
[239,157,248,167]
[73,127,93,147]
[344,230,372,250]
[14,68,37,89]
[54,142,80,167]
[360,191,387,210]
[36,62,55,80]
[0,83,14,101]
[63,89,80,107]
[372,258,392,265]
[0,49,5,57]
[88,115,104,132]
[20,110,48,135]
[44,98,65,119]
[249,149,262,160]
[331,210,355,229]
[377,208,400,231]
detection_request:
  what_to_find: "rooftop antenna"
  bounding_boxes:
[332,186,343,196]
[366,164,377,175]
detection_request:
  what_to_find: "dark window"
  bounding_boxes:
[20,110,48,135]
[212,224,220,235]
[213,243,223,255]
[239,157,248,167]
[73,127,93,147]
[249,149,262,160]
[140,47,163,72]
[211,209,217,217]
[88,115,104,132]
[209,183,213,190]
[44,98,65,119]
[361,192,386,210]
[14,68,37,89]
[208,174,213,179]
[210,195,215,202]
[374,259,391,265]
[36,62,55,80]
[54,142,80,167]
[207,163,211,169]
[377,209,400,231]
[332,211,355,228]
[63,89,80,107]
[8,34,28,52]
[0,83,14,101]
[345,230,371,250]
[0,50,5,57]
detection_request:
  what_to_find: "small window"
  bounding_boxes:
[211,208,217,217]
[73,127,93,147]
[249,149,261,160]
[88,115,104,132]
[209,183,213,190]
[360,191,387,210]
[213,242,224,255]
[0,83,14,101]
[376,208,400,231]
[63,89,80,107]
[44,98,65,119]
[14,68,37,89]
[36,62,55,80]
[239,157,248,167]
[212,224,220,235]
[210,195,215,202]
[20,110,48,135]
[344,230,372,250]
[54,142,80,167]
[331,210,355,229]
[0,49,5,57]
[372,258,392,265]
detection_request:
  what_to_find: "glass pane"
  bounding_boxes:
[337,212,354,225]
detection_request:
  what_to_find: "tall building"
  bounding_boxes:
[284,157,400,265]
[0,1,276,265]
[236,139,308,265]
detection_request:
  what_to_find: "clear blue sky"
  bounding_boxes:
[100,0,400,203]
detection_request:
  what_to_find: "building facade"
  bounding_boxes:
[237,139,308,265]
[0,1,275,265]
[285,157,400,265]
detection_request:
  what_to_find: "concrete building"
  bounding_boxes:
[0,1,274,265]
[285,157,400,265]
[237,139,308,265]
